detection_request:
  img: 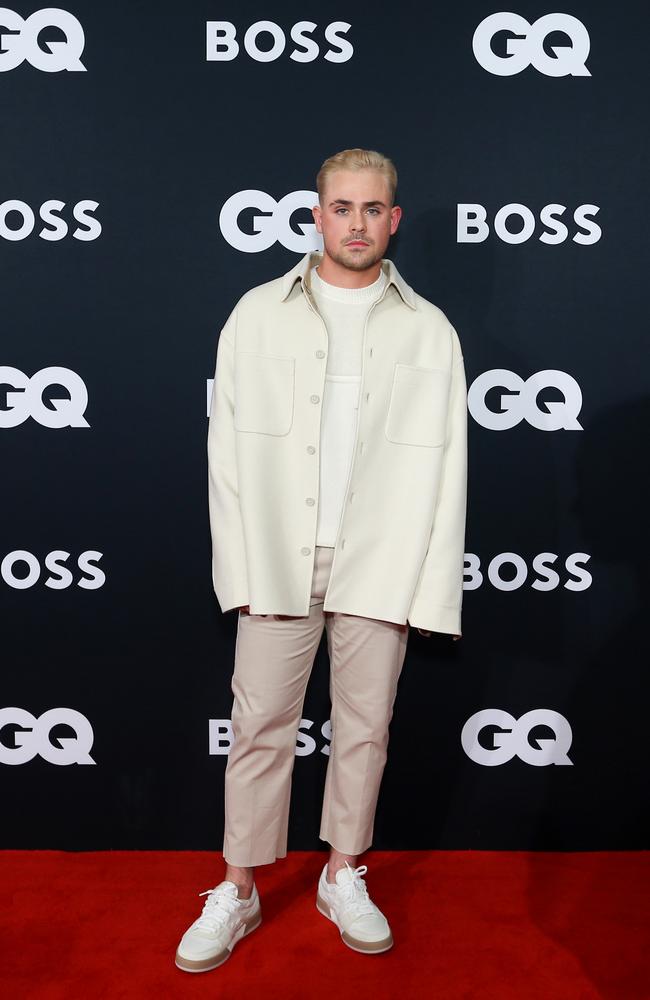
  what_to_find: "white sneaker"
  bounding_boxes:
[316,861,393,954]
[175,881,262,973]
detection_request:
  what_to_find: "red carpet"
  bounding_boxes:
[1,850,648,1000]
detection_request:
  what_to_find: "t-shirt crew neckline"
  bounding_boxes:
[311,264,387,304]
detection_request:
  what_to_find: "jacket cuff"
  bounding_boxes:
[212,569,249,615]
[219,598,249,614]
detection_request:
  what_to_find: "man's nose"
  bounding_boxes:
[349,213,366,231]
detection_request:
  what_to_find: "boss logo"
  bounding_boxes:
[206,20,352,63]
[457,204,601,245]
[1,550,104,590]
[464,553,591,591]
[0,200,101,241]
[0,7,86,72]
[210,718,332,756]
[472,12,590,77]
[0,366,89,428]
[0,708,96,765]
[219,189,322,253]
[462,709,573,766]
[468,370,583,431]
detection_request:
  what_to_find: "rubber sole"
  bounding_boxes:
[316,892,394,954]
[175,910,262,973]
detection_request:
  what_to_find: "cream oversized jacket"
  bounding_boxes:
[207,250,468,636]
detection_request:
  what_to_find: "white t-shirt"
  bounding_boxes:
[309,264,387,547]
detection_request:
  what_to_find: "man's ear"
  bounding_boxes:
[312,203,322,233]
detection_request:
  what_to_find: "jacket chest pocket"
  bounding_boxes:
[385,363,450,447]
[234,352,295,436]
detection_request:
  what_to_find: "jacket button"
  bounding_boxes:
[310,394,320,404]
[307,445,316,454]
[306,498,315,506]
[315,350,325,358]
[301,546,311,555]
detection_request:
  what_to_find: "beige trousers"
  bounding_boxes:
[222,544,409,867]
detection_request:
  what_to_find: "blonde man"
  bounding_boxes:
[176,149,468,971]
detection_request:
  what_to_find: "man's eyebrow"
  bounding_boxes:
[328,199,387,208]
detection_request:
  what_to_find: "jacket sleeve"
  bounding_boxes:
[207,306,249,613]
[407,324,468,637]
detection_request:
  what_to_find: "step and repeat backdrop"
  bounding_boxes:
[2,3,648,850]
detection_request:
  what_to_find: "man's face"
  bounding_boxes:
[312,168,402,272]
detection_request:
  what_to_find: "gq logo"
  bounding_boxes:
[472,12,590,77]
[468,370,583,431]
[219,190,322,253]
[0,7,86,72]
[462,709,573,766]
[0,366,89,428]
[0,708,96,765]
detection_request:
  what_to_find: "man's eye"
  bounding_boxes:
[334,208,380,215]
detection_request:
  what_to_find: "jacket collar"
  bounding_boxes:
[279,250,417,310]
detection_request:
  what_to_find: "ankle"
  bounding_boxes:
[224,864,254,898]
[327,858,358,883]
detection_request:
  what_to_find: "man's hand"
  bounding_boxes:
[416,627,461,641]
[238,606,295,620]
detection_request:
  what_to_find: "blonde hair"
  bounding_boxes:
[316,148,398,206]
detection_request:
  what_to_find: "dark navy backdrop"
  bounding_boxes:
[1,1,648,850]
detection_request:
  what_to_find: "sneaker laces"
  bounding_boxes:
[334,863,378,919]
[194,884,243,933]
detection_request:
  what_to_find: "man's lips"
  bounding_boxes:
[346,240,369,247]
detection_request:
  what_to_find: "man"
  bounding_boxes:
[175,149,468,972]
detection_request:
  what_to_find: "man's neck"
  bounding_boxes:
[316,251,383,289]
